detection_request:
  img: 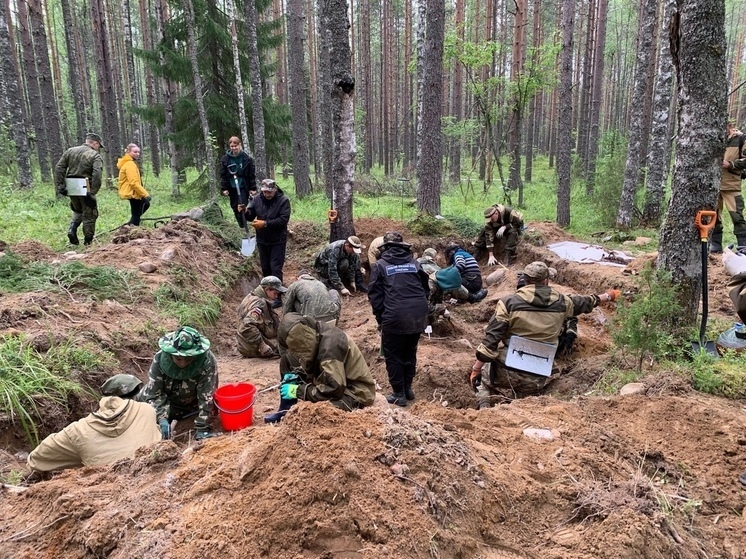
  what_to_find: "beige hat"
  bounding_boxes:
[261,275,288,293]
[522,261,557,281]
[261,178,277,191]
[423,248,437,259]
[347,236,363,254]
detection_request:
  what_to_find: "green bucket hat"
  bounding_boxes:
[158,326,211,357]
[101,374,143,398]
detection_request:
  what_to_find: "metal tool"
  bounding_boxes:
[691,210,718,357]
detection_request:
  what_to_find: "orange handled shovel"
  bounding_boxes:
[692,210,718,356]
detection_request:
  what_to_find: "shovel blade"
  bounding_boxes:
[691,340,719,358]
[241,238,252,256]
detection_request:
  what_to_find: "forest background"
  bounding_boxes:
[0,0,742,324]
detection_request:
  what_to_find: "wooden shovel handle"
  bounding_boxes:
[694,210,717,241]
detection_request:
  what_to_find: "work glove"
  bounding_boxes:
[259,342,275,358]
[83,193,97,208]
[496,225,507,238]
[144,195,152,203]
[340,288,351,296]
[195,429,217,441]
[158,418,171,440]
[469,366,482,391]
[487,254,498,266]
[251,219,266,230]
[58,188,68,196]
[221,190,229,196]
[557,332,577,357]
[605,289,621,302]
[350,284,357,293]
[280,383,298,400]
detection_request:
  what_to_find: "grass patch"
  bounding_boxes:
[0,335,110,445]
[590,365,644,395]
[684,350,746,398]
[0,252,143,302]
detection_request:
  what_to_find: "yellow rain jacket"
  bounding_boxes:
[117,154,149,200]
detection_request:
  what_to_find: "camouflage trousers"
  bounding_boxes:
[475,361,554,407]
[70,196,99,240]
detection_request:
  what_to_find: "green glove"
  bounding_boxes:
[195,429,216,441]
[282,373,300,384]
[158,418,171,440]
[280,383,298,399]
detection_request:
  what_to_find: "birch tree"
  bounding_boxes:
[286,0,311,197]
[227,0,249,146]
[556,0,574,227]
[658,0,727,322]
[244,0,267,180]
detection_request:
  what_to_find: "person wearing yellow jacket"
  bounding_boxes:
[27,374,161,472]
[117,143,151,226]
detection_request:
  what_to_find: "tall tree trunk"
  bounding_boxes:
[244,0,267,180]
[416,0,444,215]
[121,0,139,143]
[507,0,527,195]
[616,0,658,228]
[306,0,320,182]
[139,0,160,175]
[358,0,372,172]
[401,0,413,171]
[414,0,426,171]
[182,0,216,197]
[17,0,51,180]
[448,0,464,184]
[576,0,595,169]
[60,0,86,141]
[286,0,311,197]
[91,0,119,175]
[658,0,726,324]
[327,0,356,240]
[556,0,574,227]
[524,0,542,184]
[642,0,675,225]
[156,0,179,195]
[0,0,32,188]
[585,0,608,193]
[30,0,62,160]
[227,0,249,147]
[317,0,334,199]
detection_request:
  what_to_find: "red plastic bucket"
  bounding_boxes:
[213,383,256,431]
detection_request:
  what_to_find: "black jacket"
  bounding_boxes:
[245,187,291,245]
[368,244,430,334]
[219,151,256,206]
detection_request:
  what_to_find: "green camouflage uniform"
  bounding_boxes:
[138,350,218,430]
[54,144,103,242]
[417,255,470,303]
[282,274,341,324]
[475,284,599,402]
[475,204,524,260]
[313,240,361,290]
[236,285,280,357]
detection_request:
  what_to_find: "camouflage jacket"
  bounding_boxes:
[54,144,103,196]
[236,285,280,357]
[476,284,599,363]
[282,274,341,322]
[314,239,360,290]
[139,351,218,429]
[417,256,441,276]
[484,205,524,249]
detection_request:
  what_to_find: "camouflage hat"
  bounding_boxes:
[382,231,410,248]
[484,204,504,219]
[101,374,143,398]
[261,178,277,191]
[423,248,437,259]
[85,132,106,150]
[521,261,557,281]
[158,326,211,357]
[347,236,363,254]
[261,275,288,293]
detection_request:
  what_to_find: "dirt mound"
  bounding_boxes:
[2,217,746,558]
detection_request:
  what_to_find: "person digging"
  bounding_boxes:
[469,261,620,407]
[236,276,286,358]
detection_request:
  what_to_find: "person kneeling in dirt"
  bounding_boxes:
[473,204,524,266]
[418,248,471,314]
[139,327,218,440]
[282,270,341,325]
[313,236,368,295]
[445,243,488,303]
[27,374,161,472]
[469,261,619,408]
[237,276,286,358]
[263,313,376,423]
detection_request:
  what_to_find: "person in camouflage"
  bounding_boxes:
[236,276,285,358]
[138,327,218,440]
[313,236,367,295]
[54,132,105,246]
[470,261,619,408]
[367,235,385,267]
[282,271,341,325]
[474,204,524,265]
[711,119,746,252]
[417,247,470,305]
[27,374,160,472]
[273,313,375,414]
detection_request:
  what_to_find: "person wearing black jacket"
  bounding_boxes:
[246,179,291,280]
[219,136,256,227]
[368,231,430,406]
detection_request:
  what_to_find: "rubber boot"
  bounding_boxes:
[709,230,723,254]
[736,234,746,252]
[84,236,94,246]
[467,289,488,304]
[263,397,297,424]
[67,221,81,245]
[404,381,415,401]
[386,392,408,407]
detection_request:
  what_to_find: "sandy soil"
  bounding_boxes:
[0,217,745,559]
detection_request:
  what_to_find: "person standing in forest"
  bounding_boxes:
[219,136,257,227]
[711,119,746,252]
[117,144,151,226]
[54,132,104,246]
[368,232,430,406]
[246,179,291,281]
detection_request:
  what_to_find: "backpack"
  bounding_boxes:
[435,265,462,291]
